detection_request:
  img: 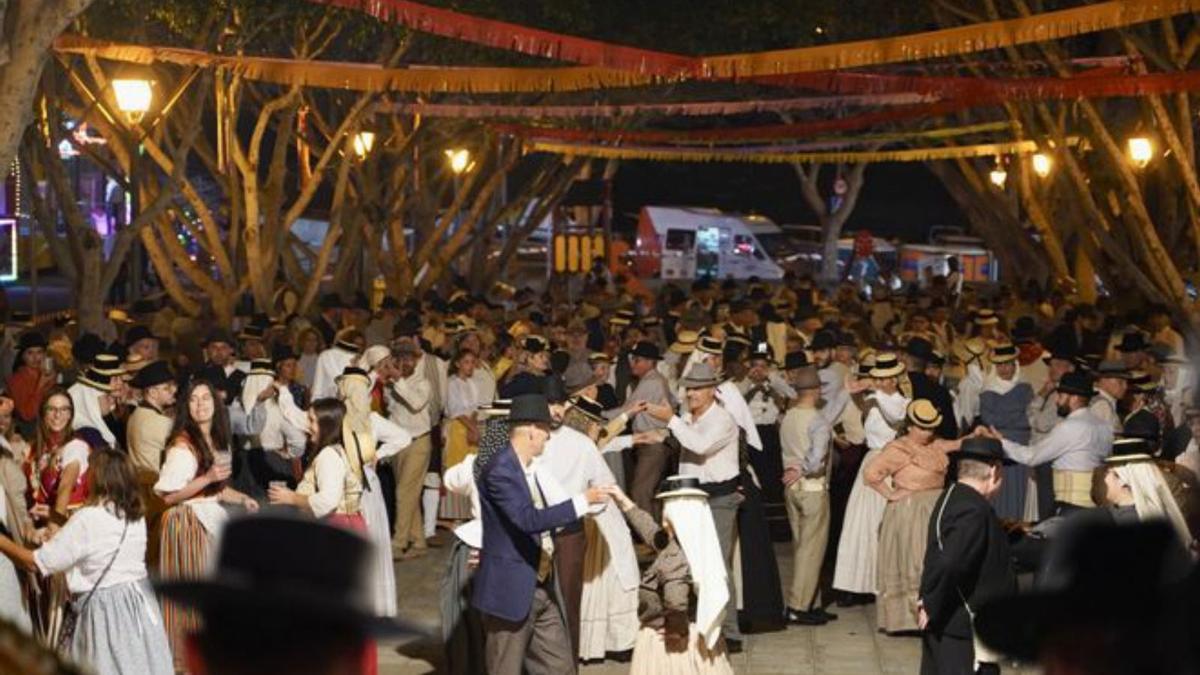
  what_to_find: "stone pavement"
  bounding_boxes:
[378,538,935,674]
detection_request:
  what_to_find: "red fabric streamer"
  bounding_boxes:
[310,0,695,75]
[495,68,1200,143]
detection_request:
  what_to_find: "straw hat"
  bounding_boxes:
[670,330,700,354]
[990,343,1019,365]
[869,353,906,379]
[906,399,943,430]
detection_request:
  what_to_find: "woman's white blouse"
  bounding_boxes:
[307,445,349,519]
[446,376,481,419]
[34,505,148,594]
[152,445,230,536]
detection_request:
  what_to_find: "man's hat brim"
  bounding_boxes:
[154,580,425,639]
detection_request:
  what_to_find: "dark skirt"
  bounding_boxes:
[993,464,1029,521]
[750,425,789,542]
[442,538,485,675]
[736,472,785,632]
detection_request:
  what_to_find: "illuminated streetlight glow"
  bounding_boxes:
[1032,152,1052,178]
[445,148,473,174]
[352,131,376,159]
[989,167,1007,188]
[1128,136,1153,168]
[112,79,153,123]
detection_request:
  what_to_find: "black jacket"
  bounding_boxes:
[920,483,1016,638]
[909,372,959,440]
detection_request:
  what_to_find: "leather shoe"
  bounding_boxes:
[815,608,838,622]
[725,639,743,654]
[785,608,828,626]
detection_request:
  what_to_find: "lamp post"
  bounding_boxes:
[113,76,153,303]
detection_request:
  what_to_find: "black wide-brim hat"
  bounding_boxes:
[154,512,424,638]
[955,437,1014,465]
[976,521,1190,662]
[629,340,662,361]
[129,360,174,390]
[507,393,554,425]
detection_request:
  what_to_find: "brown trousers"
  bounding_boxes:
[553,526,587,656]
[482,584,576,675]
[630,442,671,515]
[784,482,830,611]
[392,433,433,551]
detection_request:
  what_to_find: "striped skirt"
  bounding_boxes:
[158,505,212,672]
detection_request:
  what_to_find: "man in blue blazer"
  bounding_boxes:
[473,393,609,675]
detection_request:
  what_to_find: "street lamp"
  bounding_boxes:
[1031,152,1052,178]
[1128,136,1154,169]
[352,131,375,159]
[445,148,473,174]
[112,79,153,124]
[989,166,1007,189]
[111,75,154,303]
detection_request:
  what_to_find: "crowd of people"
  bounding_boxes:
[0,273,1197,674]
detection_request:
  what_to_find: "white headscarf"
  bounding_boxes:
[1113,462,1193,551]
[955,362,985,426]
[662,495,728,650]
[69,382,115,446]
[336,372,376,470]
[983,362,1022,397]
[241,372,274,416]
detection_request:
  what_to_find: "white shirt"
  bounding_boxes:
[244,384,309,457]
[306,445,351,519]
[716,380,762,451]
[58,439,91,489]
[1177,439,1200,479]
[1088,390,1122,434]
[446,375,483,420]
[312,347,357,400]
[153,444,231,536]
[444,455,482,548]
[34,505,148,594]
[1001,407,1114,470]
[864,390,909,451]
[540,426,611,495]
[668,403,741,484]
[389,371,432,437]
[370,412,412,462]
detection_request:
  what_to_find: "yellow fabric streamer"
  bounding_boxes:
[701,0,1200,77]
[526,138,1066,164]
[54,35,652,94]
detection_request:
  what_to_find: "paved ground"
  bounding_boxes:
[377,537,930,674]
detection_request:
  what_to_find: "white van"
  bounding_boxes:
[635,206,785,280]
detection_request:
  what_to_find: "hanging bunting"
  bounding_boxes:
[310,0,1200,78]
[307,0,695,75]
[54,35,653,94]
[55,34,1200,103]
[375,92,940,119]
[524,138,1067,164]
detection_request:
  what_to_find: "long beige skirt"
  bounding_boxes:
[875,489,942,633]
[630,624,733,675]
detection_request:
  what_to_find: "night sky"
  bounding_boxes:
[611,160,964,242]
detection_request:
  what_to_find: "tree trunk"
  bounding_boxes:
[0,1,96,177]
